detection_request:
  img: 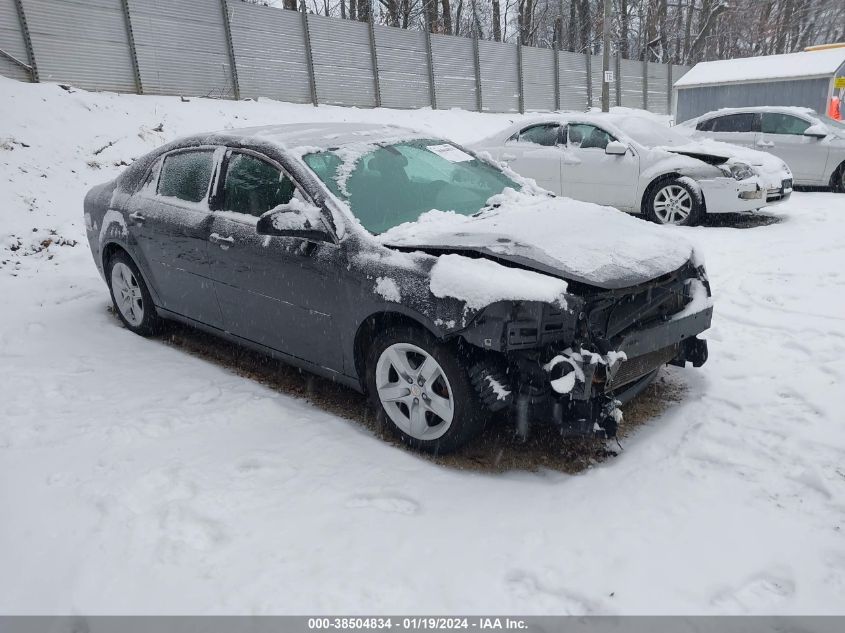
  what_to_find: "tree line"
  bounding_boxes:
[247,0,845,65]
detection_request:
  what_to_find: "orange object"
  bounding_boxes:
[829,96,842,120]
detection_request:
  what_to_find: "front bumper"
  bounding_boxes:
[699,176,792,214]
[494,301,713,439]
[467,265,714,440]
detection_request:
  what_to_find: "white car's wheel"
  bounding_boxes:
[106,251,161,336]
[366,327,485,454]
[832,162,845,193]
[646,179,703,226]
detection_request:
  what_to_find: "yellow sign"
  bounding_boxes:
[835,77,845,89]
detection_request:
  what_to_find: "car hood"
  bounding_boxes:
[666,148,730,165]
[377,189,694,290]
[656,138,791,185]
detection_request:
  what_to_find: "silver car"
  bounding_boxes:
[680,107,845,192]
[471,113,792,226]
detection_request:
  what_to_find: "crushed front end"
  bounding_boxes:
[697,173,793,213]
[462,260,712,439]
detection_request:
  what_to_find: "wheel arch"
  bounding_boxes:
[641,172,707,215]
[828,159,845,192]
[641,172,681,214]
[101,240,130,271]
[101,241,163,307]
[352,310,443,392]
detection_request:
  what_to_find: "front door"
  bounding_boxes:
[206,150,345,373]
[758,112,830,184]
[561,123,640,210]
[499,123,564,193]
[125,147,223,328]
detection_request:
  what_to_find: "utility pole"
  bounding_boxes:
[601,0,611,112]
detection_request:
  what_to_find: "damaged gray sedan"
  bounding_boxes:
[84,123,712,454]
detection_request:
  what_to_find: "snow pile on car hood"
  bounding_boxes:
[664,139,790,187]
[610,116,791,187]
[379,189,694,289]
[663,127,791,186]
[429,254,569,310]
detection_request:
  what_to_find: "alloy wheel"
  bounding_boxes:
[375,343,455,440]
[653,184,693,224]
[111,261,145,327]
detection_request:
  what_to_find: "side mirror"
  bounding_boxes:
[803,124,827,139]
[605,140,628,155]
[256,201,332,242]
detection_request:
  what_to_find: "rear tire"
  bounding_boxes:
[366,326,486,454]
[645,177,704,226]
[106,250,161,337]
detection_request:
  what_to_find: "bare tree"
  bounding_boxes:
[239,0,845,66]
[440,0,453,33]
[492,0,502,40]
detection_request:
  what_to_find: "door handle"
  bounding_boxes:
[757,140,774,147]
[129,211,146,224]
[209,233,235,248]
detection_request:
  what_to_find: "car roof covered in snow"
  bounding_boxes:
[678,106,822,124]
[674,48,845,88]
[475,111,668,146]
[204,122,429,151]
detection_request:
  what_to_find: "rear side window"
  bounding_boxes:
[518,124,561,147]
[761,113,811,135]
[157,150,215,203]
[222,153,296,217]
[710,113,755,133]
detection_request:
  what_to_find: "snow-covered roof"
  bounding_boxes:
[475,109,677,148]
[685,105,820,120]
[674,48,845,89]
[213,122,424,149]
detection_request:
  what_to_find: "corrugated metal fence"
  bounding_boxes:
[0,0,690,115]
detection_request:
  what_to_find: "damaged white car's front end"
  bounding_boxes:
[666,151,793,215]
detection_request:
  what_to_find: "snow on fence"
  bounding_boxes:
[0,0,689,114]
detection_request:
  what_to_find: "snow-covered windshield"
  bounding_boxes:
[303,140,519,234]
[615,117,693,147]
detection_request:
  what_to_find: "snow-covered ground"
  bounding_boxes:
[1,78,844,615]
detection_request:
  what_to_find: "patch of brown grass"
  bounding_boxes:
[122,312,685,474]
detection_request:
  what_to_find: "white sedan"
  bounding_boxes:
[471,113,793,226]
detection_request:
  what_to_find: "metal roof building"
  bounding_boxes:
[673,46,845,123]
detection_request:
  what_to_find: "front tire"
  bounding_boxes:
[831,162,845,193]
[645,178,704,226]
[366,326,485,454]
[106,250,161,336]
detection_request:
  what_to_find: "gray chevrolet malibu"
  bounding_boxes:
[84,123,712,454]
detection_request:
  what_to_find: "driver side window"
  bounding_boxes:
[222,152,296,218]
[761,113,811,135]
[566,124,614,150]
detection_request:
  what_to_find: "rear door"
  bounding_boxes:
[206,149,345,372]
[560,123,639,210]
[702,112,759,148]
[125,147,223,328]
[758,112,830,183]
[498,123,564,193]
